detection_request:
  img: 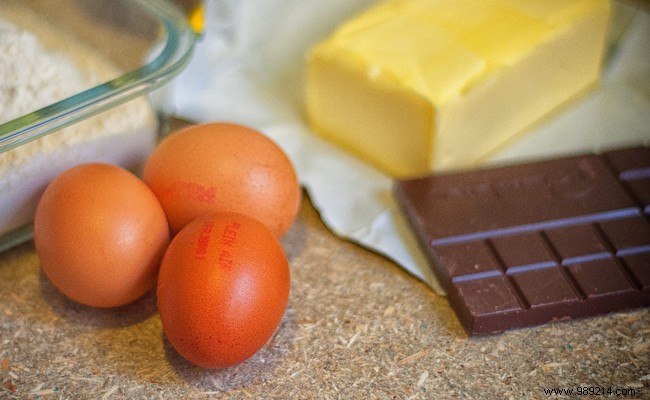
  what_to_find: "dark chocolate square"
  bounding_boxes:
[624,253,650,290]
[625,179,650,212]
[455,275,523,316]
[489,232,556,272]
[433,241,500,281]
[510,267,579,307]
[599,216,650,255]
[567,259,635,297]
[544,224,610,265]
[604,146,650,211]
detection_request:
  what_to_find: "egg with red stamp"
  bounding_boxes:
[142,122,301,236]
[33,163,170,308]
[157,212,290,368]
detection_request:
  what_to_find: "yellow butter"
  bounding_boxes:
[306,0,611,177]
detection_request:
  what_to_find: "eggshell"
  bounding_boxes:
[33,163,170,308]
[157,212,290,368]
[142,123,301,236]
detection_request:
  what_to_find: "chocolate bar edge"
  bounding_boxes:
[393,181,479,334]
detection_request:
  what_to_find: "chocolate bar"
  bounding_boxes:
[395,146,650,335]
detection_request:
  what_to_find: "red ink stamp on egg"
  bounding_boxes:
[220,222,241,247]
[195,220,215,260]
[218,249,234,270]
[216,222,241,269]
[163,180,217,204]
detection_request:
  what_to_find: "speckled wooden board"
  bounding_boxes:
[1,194,649,399]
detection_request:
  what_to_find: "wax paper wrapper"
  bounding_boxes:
[152,0,650,295]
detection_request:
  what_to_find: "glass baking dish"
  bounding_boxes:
[0,0,198,252]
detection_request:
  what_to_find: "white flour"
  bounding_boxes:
[0,18,88,124]
[0,12,158,239]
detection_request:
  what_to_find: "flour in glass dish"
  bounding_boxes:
[0,14,158,239]
[0,15,156,173]
[0,18,90,124]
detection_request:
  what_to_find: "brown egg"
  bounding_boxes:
[33,163,170,308]
[142,123,301,236]
[157,212,290,368]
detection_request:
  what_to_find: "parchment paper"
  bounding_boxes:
[152,0,650,295]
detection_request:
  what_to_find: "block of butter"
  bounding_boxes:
[306,0,612,177]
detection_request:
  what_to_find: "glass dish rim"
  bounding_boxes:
[0,0,198,155]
